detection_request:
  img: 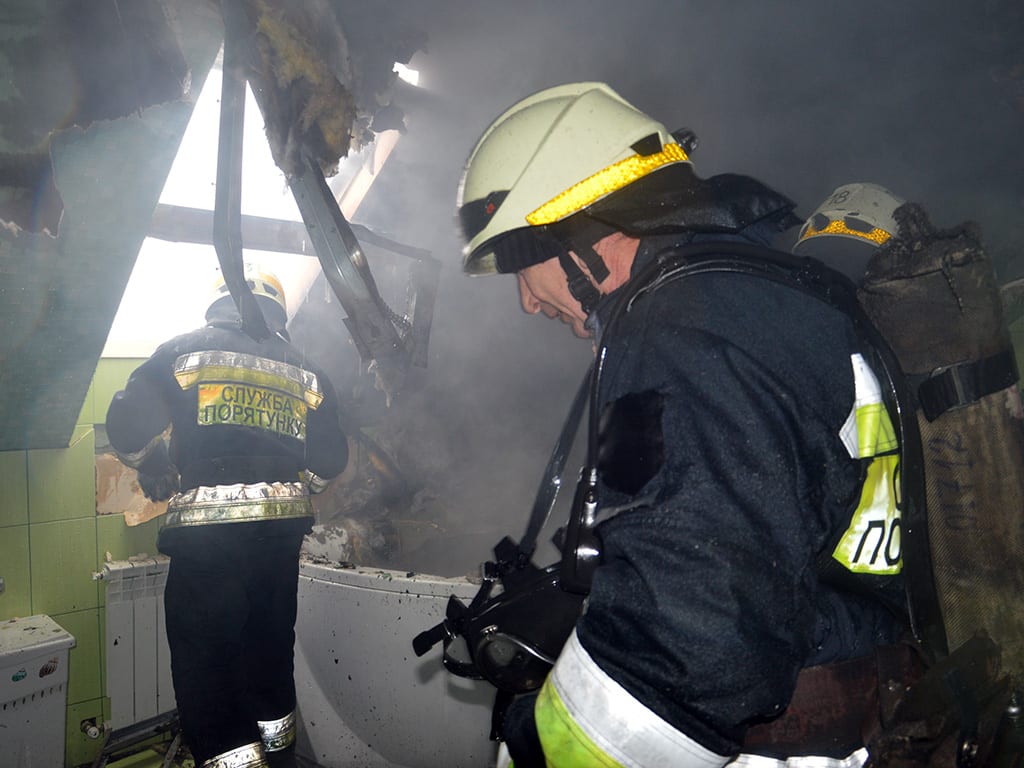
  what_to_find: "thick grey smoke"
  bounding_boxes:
[292,0,1023,575]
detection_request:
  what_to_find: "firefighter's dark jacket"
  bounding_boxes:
[570,211,908,755]
[105,306,349,522]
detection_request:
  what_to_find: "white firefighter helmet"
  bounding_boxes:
[457,81,692,275]
[794,183,906,252]
[207,264,287,323]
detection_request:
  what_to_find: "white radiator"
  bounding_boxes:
[96,556,176,729]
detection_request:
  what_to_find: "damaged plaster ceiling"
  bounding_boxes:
[0,0,426,450]
[0,0,217,450]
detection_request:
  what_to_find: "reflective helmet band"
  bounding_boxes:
[799,218,893,247]
[525,143,690,226]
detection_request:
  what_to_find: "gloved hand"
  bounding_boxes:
[502,693,545,768]
[136,467,180,501]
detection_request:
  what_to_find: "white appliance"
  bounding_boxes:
[0,614,76,768]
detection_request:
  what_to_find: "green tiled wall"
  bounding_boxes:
[0,449,27,526]
[77,379,96,431]
[0,523,31,617]
[97,514,162,566]
[29,517,100,615]
[0,357,157,767]
[55,608,103,705]
[28,426,97,524]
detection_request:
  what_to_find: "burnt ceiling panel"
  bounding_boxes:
[0,0,223,450]
[0,0,193,234]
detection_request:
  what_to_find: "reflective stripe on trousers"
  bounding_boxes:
[529,630,869,768]
[258,710,296,752]
[500,746,868,768]
[200,741,268,768]
[729,750,867,767]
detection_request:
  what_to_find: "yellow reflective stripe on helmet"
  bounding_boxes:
[537,631,729,768]
[525,143,690,226]
[799,218,893,246]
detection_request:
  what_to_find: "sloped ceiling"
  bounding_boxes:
[0,1,223,449]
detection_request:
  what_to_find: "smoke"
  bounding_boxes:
[291,0,1023,575]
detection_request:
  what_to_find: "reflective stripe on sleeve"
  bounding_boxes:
[838,353,897,460]
[536,632,872,767]
[302,469,331,494]
[536,630,729,768]
[834,353,902,575]
[115,433,165,469]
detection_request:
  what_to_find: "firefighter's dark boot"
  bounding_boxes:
[265,745,299,768]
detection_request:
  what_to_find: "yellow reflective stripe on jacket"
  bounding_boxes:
[535,630,729,768]
[831,454,902,574]
[834,354,902,575]
[173,350,323,408]
[174,351,322,441]
[196,382,308,440]
[839,354,896,459]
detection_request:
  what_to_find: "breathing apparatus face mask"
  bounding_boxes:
[413,539,587,694]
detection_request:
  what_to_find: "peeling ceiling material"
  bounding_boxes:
[234,0,426,177]
[244,0,359,177]
[0,103,197,451]
[216,0,434,400]
[0,0,223,450]
[0,0,190,234]
[0,0,429,450]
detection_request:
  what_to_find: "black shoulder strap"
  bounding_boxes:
[518,366,592,560]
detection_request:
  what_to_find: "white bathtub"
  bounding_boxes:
[294,559,499,768]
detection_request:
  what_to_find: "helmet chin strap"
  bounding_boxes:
[556,241,609,315]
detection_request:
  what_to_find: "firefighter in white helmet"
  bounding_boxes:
[792,182,906,278]
[106,264,349,768]
[457,83,911,767]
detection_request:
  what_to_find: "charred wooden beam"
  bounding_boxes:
[148,203,432,261]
